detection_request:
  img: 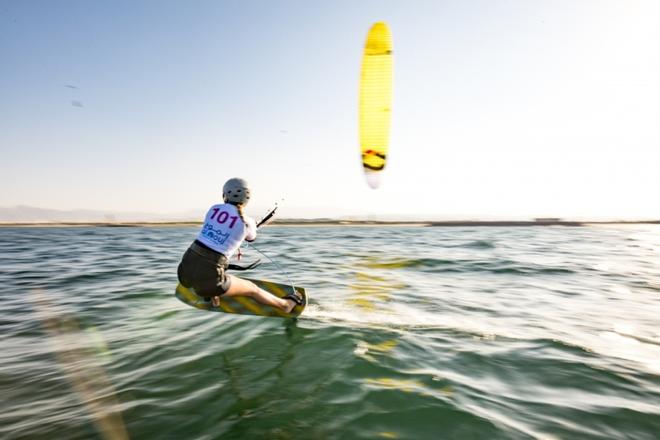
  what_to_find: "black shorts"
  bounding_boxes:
[177,241,232,296]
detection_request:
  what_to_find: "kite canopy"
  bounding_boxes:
[359,22,393,189]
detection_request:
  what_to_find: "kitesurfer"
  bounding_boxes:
[177,178,303,313]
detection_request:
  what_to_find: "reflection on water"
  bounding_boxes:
[30,290,128,440]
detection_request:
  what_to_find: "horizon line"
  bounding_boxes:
[1,218,659,227]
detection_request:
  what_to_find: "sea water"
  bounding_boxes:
[1,225,659,439]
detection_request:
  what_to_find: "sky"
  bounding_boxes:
[1,0,659,221]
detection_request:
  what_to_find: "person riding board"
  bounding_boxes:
[177,178,303,313]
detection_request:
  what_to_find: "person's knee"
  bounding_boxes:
[247,282,260,297]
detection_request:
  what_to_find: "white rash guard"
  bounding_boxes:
[195,203,257,258]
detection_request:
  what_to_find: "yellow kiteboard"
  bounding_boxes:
[174,278,306,318]
[359,21,393,189]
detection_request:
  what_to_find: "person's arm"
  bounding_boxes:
[245,217,257,242]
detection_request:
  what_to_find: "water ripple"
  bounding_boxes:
[1,225,659,439]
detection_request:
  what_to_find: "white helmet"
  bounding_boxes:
[223,177,251,205]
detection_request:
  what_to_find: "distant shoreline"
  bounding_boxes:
[1,219,659,228]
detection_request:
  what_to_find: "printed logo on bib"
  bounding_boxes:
[202,223,230,245]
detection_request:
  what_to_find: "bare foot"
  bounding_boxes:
[283,298,296,314]
[211,296,221,307]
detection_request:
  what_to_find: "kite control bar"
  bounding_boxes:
[256,201,280,228]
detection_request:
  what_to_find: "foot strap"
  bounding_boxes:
[283,291,304,306]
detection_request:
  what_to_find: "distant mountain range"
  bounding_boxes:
[0,205,202,223]
[2,205,658,225]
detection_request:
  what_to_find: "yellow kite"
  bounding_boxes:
[359,22,393,189]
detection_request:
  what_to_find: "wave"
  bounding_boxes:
[633,280,660,293]
[451,240,496,249]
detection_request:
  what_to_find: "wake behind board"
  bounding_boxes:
[175,278,306,318]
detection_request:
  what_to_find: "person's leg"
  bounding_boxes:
[222,275,296,313]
